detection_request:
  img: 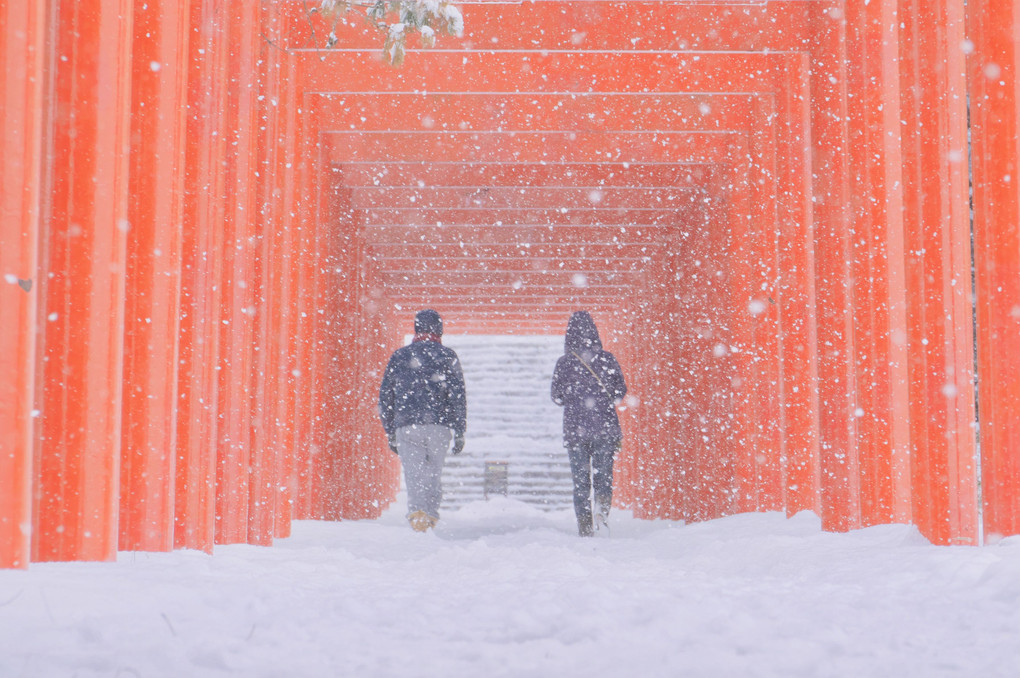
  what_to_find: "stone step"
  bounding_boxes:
[437,335,575,512]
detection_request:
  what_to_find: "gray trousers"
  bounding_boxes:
[396,424,453,519]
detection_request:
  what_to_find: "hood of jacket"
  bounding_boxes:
[564,311,603,356]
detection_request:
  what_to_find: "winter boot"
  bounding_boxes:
[576,509,594,537]
[408,510,431,533]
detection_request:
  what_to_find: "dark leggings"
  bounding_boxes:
[567,437,617,535]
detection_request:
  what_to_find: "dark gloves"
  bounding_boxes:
[388,433,398,455]
[452,434,465,455]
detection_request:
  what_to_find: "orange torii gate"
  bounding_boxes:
[1,0,1019,569]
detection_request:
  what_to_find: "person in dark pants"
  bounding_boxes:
[378,309,467,532]
[551,311,627,536]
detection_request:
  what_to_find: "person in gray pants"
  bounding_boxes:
[378,310,467,532]
[395,424,454,527]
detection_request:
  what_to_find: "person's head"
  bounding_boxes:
[414,309,443,336]
[565,310,602,354]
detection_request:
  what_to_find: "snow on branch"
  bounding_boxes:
[317,0,464,66]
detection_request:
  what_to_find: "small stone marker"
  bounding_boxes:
[483,460,508,499]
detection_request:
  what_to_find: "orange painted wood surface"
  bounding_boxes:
[844,0,912,529]
[174,0,229,554]
[119,0,189,553]
[34,0,134,562]
[900,0,979,545]
[968,0,1020,542]
[213,1,260,546]
[0,0,44,569]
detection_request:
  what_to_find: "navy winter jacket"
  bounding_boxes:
[378,339,467,437]
[551,311,627,446]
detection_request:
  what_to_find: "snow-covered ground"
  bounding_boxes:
[2,497,1018,678]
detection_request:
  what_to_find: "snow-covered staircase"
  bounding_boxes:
[440,334,573,511]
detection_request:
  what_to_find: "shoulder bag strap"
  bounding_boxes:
[570,350,611,397]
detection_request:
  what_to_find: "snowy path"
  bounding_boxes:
[2,498,1018,678]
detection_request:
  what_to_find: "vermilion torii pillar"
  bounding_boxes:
[0,0,45,569]
[34,0,134,563]
[968,0,1020,542]
[118,0,190,554]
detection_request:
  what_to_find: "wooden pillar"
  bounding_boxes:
[174,0,228,553]
[258,5,299,540]
[214,2,262,544]
[899,0,978,544]
[722,136,775,517]
[284,70,315,520]
[34,0,134,562]
[271,63,300,532]
[315,164,346,520]
[607,309,631,511]
[746,104,784,515]
[629,303,659,519]
[118,0,189,553]
[843,0,913,528]
[649,257,682,519]
[726,145,764,517]
[685,175,736,520]
[772,53,822,518]
[968,0,1020,541]
[809,2,861,532]
[248,6,287,544]
[339,187,391,519]
[641,281,674,519]
[664,233,697,520]
[658,219,688,521]
[0,0,44,569]
[294,103,325,518]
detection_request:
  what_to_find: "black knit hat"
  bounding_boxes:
[414,309,443,336]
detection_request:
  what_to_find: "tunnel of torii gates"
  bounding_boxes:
[2,0,1020,568]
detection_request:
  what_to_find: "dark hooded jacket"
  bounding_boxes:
[551,311,627,446]
[378,310,467,436]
